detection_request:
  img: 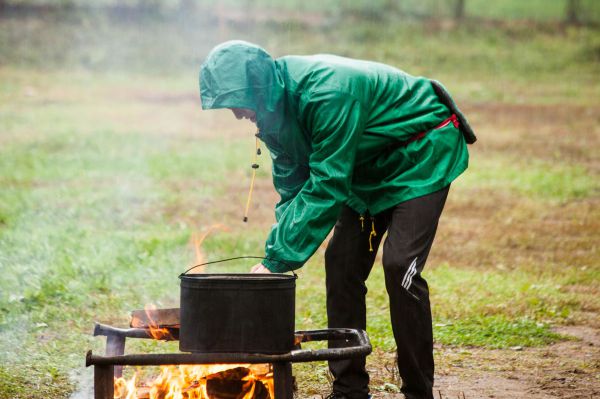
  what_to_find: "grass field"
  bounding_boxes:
[0,5,599,399]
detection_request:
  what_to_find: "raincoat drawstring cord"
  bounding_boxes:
[368,216,377,252]
[359,215,365,232]
[243,131,261,222]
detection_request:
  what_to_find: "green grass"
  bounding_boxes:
[1,6,599,104]
[0,129,244,397]
[359,264,575,350]
[433,316,563,348]
[462,156,599,201]
[0,365,71,399]
[9,0,599,22]
[466,0,600,22]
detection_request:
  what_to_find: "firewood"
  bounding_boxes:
[136,386,150,399]
[206,367,270,399]
[130,308,180,328]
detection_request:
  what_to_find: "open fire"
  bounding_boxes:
[115,304,274,399]
[89,323,370,399]
[112,226,274,399]
[113,363,274,399]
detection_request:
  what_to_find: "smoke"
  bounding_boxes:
[0,0,346,73]
[4,0,483,78]
[69,367,94,399]
[1,2,220,72]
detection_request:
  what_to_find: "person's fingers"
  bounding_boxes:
[250,264,271,273]
[258,265,272,273]
[250,263,263,273]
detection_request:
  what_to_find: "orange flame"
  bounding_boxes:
[143,304,174,341]
[114,371,137,399]
[114,224,262,398]
[114,364,274,399]
[189,224,229,274]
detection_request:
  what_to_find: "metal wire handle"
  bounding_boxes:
[181,256,298,278]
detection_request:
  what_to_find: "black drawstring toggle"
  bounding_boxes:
[251,163,259,169]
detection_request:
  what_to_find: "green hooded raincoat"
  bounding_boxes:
[200,41,469,272]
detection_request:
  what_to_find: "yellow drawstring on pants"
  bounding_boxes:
[368,218,377,252]
[243,132,261,222]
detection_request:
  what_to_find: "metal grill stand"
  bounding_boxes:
[87,323,371,399]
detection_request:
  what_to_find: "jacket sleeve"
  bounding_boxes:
[263,92,366,272]
[270,149,310,222]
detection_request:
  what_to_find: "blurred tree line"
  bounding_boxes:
[0,0,598,25]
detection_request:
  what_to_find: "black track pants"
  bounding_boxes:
[325,186,450,399]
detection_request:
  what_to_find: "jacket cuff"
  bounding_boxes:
[262,257,302,273]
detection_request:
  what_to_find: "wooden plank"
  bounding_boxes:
[273,362,294,399]
[105,335,125,378]
[94,365,114,399]
[130,308,180,328]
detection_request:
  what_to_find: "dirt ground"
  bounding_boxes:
[363,325,599,399]
[292,326,599,398]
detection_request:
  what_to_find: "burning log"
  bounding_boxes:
[206,366,270,399]
[134,387,151,399]
[130,308,180,329]
[130,305,178,341]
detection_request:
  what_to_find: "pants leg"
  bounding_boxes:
[381,186,450,399]
[325,206,391,399]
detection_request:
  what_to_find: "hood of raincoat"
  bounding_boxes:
[199,40,285,135]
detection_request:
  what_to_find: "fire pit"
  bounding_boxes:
[86,311,371,399]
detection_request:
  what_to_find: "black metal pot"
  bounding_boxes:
[179,273,296,354]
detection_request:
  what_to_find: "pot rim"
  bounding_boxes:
[179,273,296,281]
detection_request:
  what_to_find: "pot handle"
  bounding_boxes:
[181,256,298,278]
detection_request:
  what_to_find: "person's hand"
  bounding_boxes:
[250,263,272,273]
